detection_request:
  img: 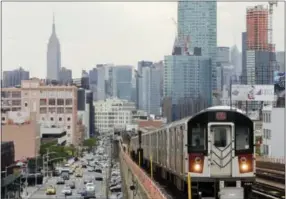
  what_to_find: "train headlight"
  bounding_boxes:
[193,157,202,172]
[238,155,253,173]
[189,154,204,173]
[194,163,201,171]
[240,163,248,171]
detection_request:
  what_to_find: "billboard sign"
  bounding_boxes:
[231,85,274,101]
[274,71,285,94]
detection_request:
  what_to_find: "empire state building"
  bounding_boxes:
[47,15,61,81]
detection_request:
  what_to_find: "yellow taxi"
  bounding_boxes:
[71,165,78,172]
[45,185,56,195]
[75,169,83,177]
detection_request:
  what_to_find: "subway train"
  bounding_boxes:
[130,106,255,199]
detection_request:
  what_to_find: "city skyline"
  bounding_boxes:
[3,2,284,78]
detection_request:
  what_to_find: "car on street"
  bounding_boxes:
[77,187,86,195]
[81,192,96,199]
[56,177,65,184]
[88,168,94,172]
[110,184,122,193]
[85,182,96,192]
[68,181,76,189]
[83,178,91,184]
[94,168,102,173]
[95,176,103,181]
[111,171,120,177]
[45,185,56,195]
[75,170,83,177]
[62,185,72,195]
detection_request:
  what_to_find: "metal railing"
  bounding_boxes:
[256,156,285,164]
[119,142,168,199]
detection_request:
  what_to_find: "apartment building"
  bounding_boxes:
[94,98,136,133]
[1,78,79,145]
[261,105,284,158]
[1,112,40,161]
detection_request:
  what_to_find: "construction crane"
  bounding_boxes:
[171,17,191,55]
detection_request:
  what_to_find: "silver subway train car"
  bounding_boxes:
[130,106,255,199]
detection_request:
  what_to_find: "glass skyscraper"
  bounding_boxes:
[114,66,132,101]
[163,55,212,121]
[177,0,217,91]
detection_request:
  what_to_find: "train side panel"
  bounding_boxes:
[183,123,189,175]
[175,126,180,174]
[164,129,168,167]
[170,127,176,171]
[166,128,170,168]
[158,130,163,166]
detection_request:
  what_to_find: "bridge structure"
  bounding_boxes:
[115,128,285,199]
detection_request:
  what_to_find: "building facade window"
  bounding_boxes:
[40,99,47,105]
[57,107,64,113]
[40,108,47,114]
[57,99,64,106]
[49,99,56,105]
[65,99,72,105]
[48,107,56,113]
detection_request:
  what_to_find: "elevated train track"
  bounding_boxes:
[252,166,285,199]
[252,181,285,199]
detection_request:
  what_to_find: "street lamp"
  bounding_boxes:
[46,157,66,177]
[33,136,41,187]
[42,151,58,177]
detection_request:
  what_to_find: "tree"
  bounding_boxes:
[83,138,97,151]
[39,141,71,165]
[64,145,76,157]
[39,141,58,156]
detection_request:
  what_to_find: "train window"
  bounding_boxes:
[235,126,250,150]
[191,127,206,150]
[212,126,229,148]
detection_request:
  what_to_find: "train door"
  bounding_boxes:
[208,123,234,177]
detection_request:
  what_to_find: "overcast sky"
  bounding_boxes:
[2,2,285,78]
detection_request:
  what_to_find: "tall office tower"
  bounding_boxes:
[89,68,98,101]
[89,68,98,85]
[163,54,212,122]
[131,77,137,104]
[276,51,285,72]
[3,67,29,88]
[114,65,133,101]
[81,70,90,90]
[245,5,275,86]
[230,45,242,79]
[137,61,153,109]
[96,64,108,101]
[140,65,161,116]
[137,61,153,75]
[153,61,164,101]
[216,47,232,93]
[59,67,72,84]
[217,47,230,64]
[246,5,269,51]
[241,32,248,84]
[177,0,217,93]
[47,14,61,81]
